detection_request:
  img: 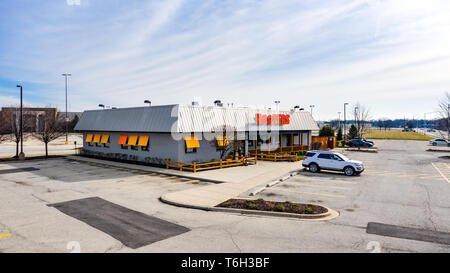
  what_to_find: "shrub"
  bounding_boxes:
[257,198,264,201]
[248,203,257,209]
[292,203,300,207]
[276,205,285,211]
[222,202,230,207]
[210,158,217,162]
[247,199,255,203]
[305,207,313,213]
[285,201,291,204]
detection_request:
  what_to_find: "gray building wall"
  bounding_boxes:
[82,130,312,164]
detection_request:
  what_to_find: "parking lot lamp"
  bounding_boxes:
[344,103,348,145]
[62,73,71,144]
[16,85,25,159]
[447,104,450,140]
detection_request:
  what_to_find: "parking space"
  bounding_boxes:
[252,140,450,217]
[0,158,212,196]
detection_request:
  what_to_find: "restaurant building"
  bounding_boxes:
[74,104,319,166]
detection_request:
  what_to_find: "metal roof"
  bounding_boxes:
[75,104,319,133]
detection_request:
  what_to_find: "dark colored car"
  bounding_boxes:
[345,139,374,148]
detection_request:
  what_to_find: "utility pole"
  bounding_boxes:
[447,104,450,140]
[62,73,71,144]
[16,85,25,159]
[338,112,341,129]
[344,103,348,145]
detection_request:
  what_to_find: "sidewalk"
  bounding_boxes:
[67,155,302,208]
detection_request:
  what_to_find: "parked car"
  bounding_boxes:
[429,139,450,146]
[427,129,436,132]
[345,139,374,148]
[302,150,364,176]
[354,137,374,145]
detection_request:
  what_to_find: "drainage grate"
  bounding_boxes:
[366,222,450,245]
[49,197,190,249]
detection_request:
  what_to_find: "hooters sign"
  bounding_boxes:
[256,113,290,125]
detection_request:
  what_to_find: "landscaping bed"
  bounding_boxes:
[216,198,327,215]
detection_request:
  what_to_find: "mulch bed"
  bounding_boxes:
[216,198,327,215]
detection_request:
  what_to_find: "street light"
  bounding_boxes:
[144,100,151,106]
[344,103,349,145]
[338,111,341,129]
[16,85,25,159]
[310,105,315,116]
[62,73,71,144]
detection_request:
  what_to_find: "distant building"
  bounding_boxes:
[0,107,58,133]
[75,104,319,165]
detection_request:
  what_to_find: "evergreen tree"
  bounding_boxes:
[319,125,335,137]
[336,127,343,141]
[348,124,358,139]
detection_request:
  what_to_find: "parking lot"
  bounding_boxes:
[1,139,450,252]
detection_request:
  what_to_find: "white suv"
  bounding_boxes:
[302,150,364,176]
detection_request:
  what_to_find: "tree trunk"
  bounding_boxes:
[45,142,48,158]
[15,141,19,157]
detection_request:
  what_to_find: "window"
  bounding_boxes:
[128,134,138,150]
[138,135,150,151]
[318,153,331,159]
[185,147,197,153]
[305,152,316,157]
[93,133,102,147]
[331,154,342,161]
[248,140,254,147]
[185,136,200,153]
[101,134,110,148]
[118,134,128,149]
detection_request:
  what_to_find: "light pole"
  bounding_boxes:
[62,73,71,144]
[144,100,151,106]
[447,104,449,141]
[16,85,25,159]
[344,103,348,145]
[354,106,359,138]
[338,111,341,129]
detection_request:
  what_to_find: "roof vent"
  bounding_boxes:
[214,100,223,107]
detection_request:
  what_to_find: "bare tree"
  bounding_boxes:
[353,102,371,138]
[438,91,450,140]
[210,125,244,160]
[0,113,10,144]
[34,115,65,157]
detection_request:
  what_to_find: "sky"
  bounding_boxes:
[0,0,450,121]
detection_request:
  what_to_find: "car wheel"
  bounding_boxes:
[433,143,437,146]
[344,166,355,176]
[309,163,319,173]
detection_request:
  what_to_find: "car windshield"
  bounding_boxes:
[334,153,349,161]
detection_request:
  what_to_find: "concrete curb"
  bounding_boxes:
[249,170,299,196]
[67,155,226,184]
[160,195,339,221]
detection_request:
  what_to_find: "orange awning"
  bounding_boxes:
[185,136,200,148]
[118,134,128,145]
[93,133,101,143]
[138,135,149,146]
[85,133,93,142]
[100,134,110,144]
[216,136,229,147]
[128,135,138,146]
